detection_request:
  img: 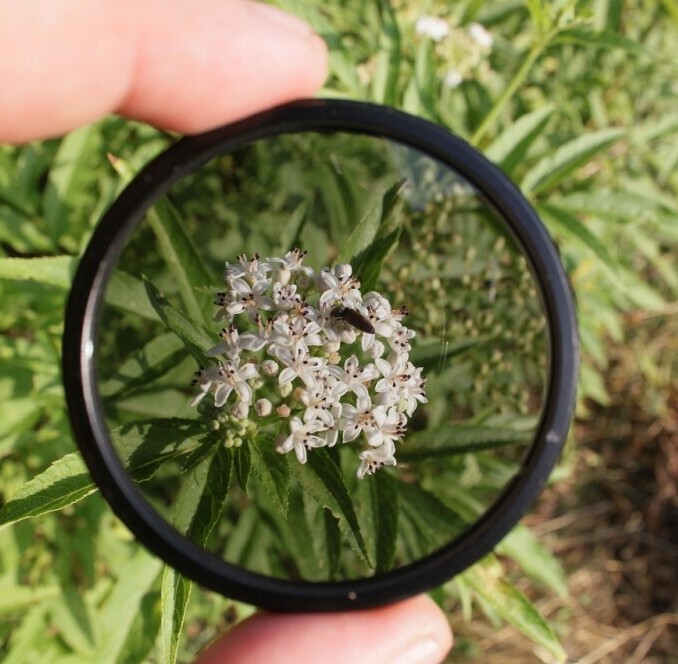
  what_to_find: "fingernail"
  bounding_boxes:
[250,2,317,38]
[391,637,447,664]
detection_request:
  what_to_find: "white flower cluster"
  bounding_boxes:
[190,249,427,478]
[414,15,494,89]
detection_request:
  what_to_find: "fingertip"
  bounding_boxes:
[117,0,329,134]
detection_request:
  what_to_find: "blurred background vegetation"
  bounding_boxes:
[0,0,676,661]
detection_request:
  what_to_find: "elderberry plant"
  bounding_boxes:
[190,249,426,478]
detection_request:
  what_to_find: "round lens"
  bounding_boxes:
[64,101,577,609]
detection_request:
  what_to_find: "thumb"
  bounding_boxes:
[194,595,453,664]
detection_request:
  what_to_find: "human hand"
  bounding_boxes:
[0,0,327,143]
[0,2,453,662]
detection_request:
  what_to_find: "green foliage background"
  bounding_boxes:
[1,1,677,661]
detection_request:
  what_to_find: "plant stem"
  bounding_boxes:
[471,43,543,147]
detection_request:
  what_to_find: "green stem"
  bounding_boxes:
[470,43,544,147]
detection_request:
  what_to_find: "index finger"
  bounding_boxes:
[0,0,328,143]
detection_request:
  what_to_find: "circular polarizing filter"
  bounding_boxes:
[63,99,577,611]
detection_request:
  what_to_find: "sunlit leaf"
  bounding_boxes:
[521,128,625,196]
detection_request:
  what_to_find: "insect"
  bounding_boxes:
[331,306,375,334]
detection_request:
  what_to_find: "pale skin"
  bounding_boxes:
[0,1,454,661]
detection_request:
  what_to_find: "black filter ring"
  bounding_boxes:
[62,99,578,612]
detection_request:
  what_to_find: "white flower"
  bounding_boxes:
[339,395,389,447]
[415,15,450,42]
[190,359,257,408]
[444,68,463,88]
[191,249,427,477]
[276,416,326,464]
[224,252,271,284]
[327,354,378,400]
[468,22,493,49]
[274,346,326,388]
[317,264,363,310]
[218,278,274,321]
[206,325,267,358]
[357,442,397,479]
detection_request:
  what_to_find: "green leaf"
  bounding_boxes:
[549,189,672,219]
[143,277,214,361]
[233,443,252,494]
[538,203,619,272]
[251,436,290,518]
[99,332,187,400]
[497,525,568,598]
[464,557,567,661]
[398,482,467,547]
[323,508,342,580]
[521,128,625,196]
[370,471,398,574]
[0,453,96,529]
[485,105,555,173]
[95,549,163,664]
[147,199,215,325]
[42,125,99,246]
[553,27,651,58]
[0,583,60,616]
[297,449,370,566]
[398,424,532,462]
[0,255,76,289]
[161,570,192,664]
[0,257,158,320]
[114,418,206,482]
[408,337,479,373]
[338,180,406,291]
[49,585,98,655]
[107,271,160,320]
[371,0,401,106]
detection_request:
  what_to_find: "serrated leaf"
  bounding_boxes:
[99,332,187,400]
[398,424,532,462]
[161,569,192,664]
[370,471,398,573]
[397,482,467,547]
[485,105,555,173]
[0,453,96,529]
[497,525,568,598]
[464,557,566,661]
[338,180,406,291]
[0,255,76,288]
[251,436,290,518]
[521,128,625,196]
[233,443,252,494]
[114,418,206,482]
[143,277,214,361]
[323,508,342,580]
[297,449,370,566]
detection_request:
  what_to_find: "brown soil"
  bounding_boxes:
[448,313,678,663]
